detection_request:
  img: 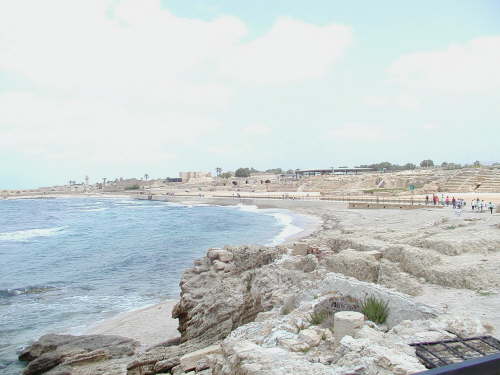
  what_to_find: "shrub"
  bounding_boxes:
[361,296,389,324]
[124,184,140,190]
[307,310,330,325]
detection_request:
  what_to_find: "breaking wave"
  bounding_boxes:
[235,204,304,246]
[0,285,57,298]
[266,213,303,246]
[0,227,65,242]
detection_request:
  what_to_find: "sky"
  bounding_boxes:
[1,0,499,189]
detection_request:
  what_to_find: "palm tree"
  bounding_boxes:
[144,173,149,181]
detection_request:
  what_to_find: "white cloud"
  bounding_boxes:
[0,92,217,162]
[218,18,352,84]
[422,123,438,130]
[388,36,500,93]
[0,1,351,167]
[327,124,396,142]
[364,94,420,110]
[243,124,272,135]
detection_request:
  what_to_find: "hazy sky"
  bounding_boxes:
[1,0,499,189]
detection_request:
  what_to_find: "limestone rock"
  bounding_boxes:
[23,352,62,375]
[180,344,222,371]
[326,249,380,282]
[298,328,322,347]
[333,311,364,344]
[172,245,288,343]
[19,334,139,375]
[153,357,180,373]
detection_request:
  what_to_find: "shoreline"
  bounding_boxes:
[57,196,324,348]
[14,193,500,374]
[84,300,179,350]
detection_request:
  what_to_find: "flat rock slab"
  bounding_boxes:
[180,344,222,371]
[19,334,139,375]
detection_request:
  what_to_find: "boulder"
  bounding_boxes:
[333,311,365,344]
[298,328,322,347]
[19,334,139,375]
[325,249,380,282]
[180,344,222,371]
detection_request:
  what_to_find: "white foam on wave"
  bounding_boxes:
[266,213,303,246]
[79,208,108,212]
[235,204,260,213]
[0,227,66,241]
[233,204,304,246]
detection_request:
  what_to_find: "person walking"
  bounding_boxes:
[487,202,495,214]
[425,195,429,205]
[452,197,456,208]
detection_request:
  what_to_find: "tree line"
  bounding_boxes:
[216,160,487,178]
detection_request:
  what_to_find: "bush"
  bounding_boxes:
[361,296,389,324]
[124,184,140,190]
[235,168,252,177]
[307,310,330,325]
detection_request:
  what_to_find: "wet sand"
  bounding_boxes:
[85,300,179,349]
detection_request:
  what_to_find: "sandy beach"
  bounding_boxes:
[85,300,179,349]
[16,194,500,375]
[78,199,323,350]
[87,195,500,344]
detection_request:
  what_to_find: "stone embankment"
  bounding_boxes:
[20,201,499,374]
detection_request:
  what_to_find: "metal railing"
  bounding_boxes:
[415,352,500,374]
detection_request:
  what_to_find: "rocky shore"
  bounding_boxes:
[19,199,499,374]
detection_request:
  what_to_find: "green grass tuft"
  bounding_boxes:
[361,296,389,324]
[307,310,330,325]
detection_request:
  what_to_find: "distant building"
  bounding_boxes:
[295,167,374,177]
[179,171,212,183]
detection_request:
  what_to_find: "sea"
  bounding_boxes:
[0,197,308,374]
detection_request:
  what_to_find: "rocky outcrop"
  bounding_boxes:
[20,201,500,375]
[172,245,288,344]
[210,300,489,375]
[19,334,139,375]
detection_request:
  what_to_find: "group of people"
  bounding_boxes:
[425,194,496,214]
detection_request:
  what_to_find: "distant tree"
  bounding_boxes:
[215,167,222,177]
[286,169,295,174]
[220,172,233,179]
[420,159,434,168]
[249,167,260,174]
[144,173,149,181]
[265,168,283,174]
[403,163,416,170]
[441,162,449,168]
[235,168,252,177]
[473,160,481,168]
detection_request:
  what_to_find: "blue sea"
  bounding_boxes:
[0,197,306,374]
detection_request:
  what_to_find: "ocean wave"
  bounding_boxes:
[79,208,108,212]
[235,204,260,213]
[114,200,145,205]
[119,205,167,209]
[266,213,303,246]
[0,285,58,298]
[234,204,304,246]
[0,227,65,242]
